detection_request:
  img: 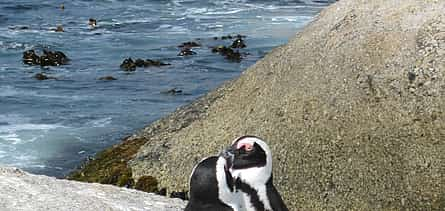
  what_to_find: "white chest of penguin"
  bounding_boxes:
[239,188,273,211]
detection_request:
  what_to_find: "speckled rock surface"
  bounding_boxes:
[0,167,186,211]
[128,0,445,210]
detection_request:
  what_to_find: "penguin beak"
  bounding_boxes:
[221,146,235,169]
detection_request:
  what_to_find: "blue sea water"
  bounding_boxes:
[0,0,332,177]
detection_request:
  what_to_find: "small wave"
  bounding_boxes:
[0,114,32,124]
[0,123,65,134]
[11,161,43,169]
[0,86,33,97]
[181,7,245,18]
[0,133,22,145]
[0,86,87,100]
[86,117,112,128]
[203,8,245,15]
[0,40,32,50]
[2,3,53,11]
[271,16,312,22]
[155,24,190,33]
[114,17,155,25]
[0,114,66,140]
[0,15,7,23]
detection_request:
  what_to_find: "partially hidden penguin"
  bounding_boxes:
[223,135,289,211]
[185,156,243,211]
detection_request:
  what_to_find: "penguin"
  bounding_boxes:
[185,156,243,211]
[224,135,289,211]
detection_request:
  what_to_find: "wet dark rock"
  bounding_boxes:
[230,38,246,48]
[9,26,29,30]
[23,50,40,65]
[221,35,233,40]
[145,59,170,67]
[161,88,183,95]
[120,58,137,71]
[54,25,64,32]
[40,50,69,66]
[157,188,167,196]
[34,73,56,80]
[98,76,117,81]
[34,73,48,80]
[235,34,246,39]
[214,34,245,40]
[177,48,196,56]
[211,45,242,62]
[89,18,97,28]
[23,50,69,66]
[121,58,170,71]
[211,45,227,54]
[134,59,146,67]
[137,59,170,67]
[225,51,242,62]
[178,41,201,48]
[170,191,188,200]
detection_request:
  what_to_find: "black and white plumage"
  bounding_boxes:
[185,156,242,211]
[224,136,289,211]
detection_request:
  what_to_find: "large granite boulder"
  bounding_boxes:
[0,167,186,211]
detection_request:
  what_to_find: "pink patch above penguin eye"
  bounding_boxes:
[237,142,253,151]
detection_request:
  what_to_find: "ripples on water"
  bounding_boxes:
[0,0,333,177]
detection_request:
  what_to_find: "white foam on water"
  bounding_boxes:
[0,40,30,50]
[0,151,39,168]
[101,17,155,29]
[0,85,37,97]
[0,133,22,145]
[0,123,66,134]
[0,149,6,158]
[203,8,245,15]
[0,114,31,125]
[86,117,112,128]
[0,114,67,145]
[155,24,190,33]
[0,85,86,100]
[272,16,299,22]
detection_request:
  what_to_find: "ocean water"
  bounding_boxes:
[0,0,332,178]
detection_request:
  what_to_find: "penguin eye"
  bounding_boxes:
[244,144,253,152]
[236,142,254,153]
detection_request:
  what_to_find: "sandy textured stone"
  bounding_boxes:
[127,0,445,210]
[0,167,186,211]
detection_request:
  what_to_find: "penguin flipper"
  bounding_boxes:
[266,178,289,211]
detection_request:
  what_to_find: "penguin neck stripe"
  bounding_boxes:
[235,178,265,211]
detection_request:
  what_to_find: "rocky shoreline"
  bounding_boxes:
[69,0,445,210]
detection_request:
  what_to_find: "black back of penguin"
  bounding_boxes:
[185,156,234,211]
[266,176,289,211]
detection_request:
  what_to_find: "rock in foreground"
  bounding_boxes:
[0,167,186,211]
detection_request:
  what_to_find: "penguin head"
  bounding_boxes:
[224,135,273,185]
